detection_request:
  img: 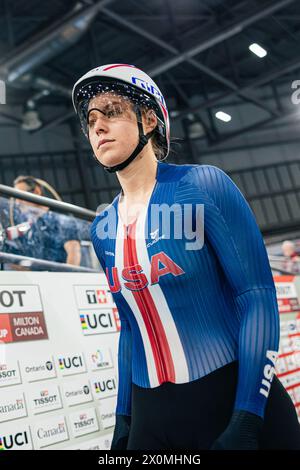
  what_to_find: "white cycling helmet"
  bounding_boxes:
[72,63,170,173]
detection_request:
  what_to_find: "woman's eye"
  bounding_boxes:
[106,106,122,118]
[88,119,96,127]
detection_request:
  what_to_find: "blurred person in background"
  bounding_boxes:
[281,240,300,273]
[10,175,81,266]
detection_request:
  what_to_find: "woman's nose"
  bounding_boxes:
[95,120,107,135]
[93,114,109,135]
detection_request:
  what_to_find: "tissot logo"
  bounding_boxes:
[57,354,86,376]
[29,384,62,415]
[80,308,120,336]
[0,426,32,450]
[0,360,21,387]
[0,368,16,379]
[0,285,43,313]
[0,290,26,308]
[70,408,99,438]
[73,285,113,309]
[86,289,109,305]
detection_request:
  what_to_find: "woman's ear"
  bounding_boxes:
[144,109,157,132]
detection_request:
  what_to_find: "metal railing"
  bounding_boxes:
[1,183,299,275]
[0,252,98,272]
[0,184,96,222]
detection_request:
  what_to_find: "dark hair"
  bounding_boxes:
[13,175,43,194]
[151,132,167,161]
[140,107,167,161]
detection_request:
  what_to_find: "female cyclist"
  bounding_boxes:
[72,64,300,450]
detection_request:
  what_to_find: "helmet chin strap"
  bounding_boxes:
[102,107,155,173]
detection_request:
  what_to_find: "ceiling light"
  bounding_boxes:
[249,43,267,58]
[215,111,231,122]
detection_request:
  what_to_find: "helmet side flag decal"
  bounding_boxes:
[103,64,139,72]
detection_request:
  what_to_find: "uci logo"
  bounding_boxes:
[94,378,116,394]
[0,432,29,450]
[58,356,83,370]
[81,312,115,330]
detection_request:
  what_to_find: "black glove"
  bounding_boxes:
[110,414,131,450]
[211,410,263,450]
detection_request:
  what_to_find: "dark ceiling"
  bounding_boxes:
[0,0,300,146]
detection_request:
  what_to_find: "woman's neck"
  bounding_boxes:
[117,153,158,203]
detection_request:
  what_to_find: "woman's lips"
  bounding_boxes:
[97,139,115,149]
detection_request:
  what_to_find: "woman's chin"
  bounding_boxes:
[96,154,127,168]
